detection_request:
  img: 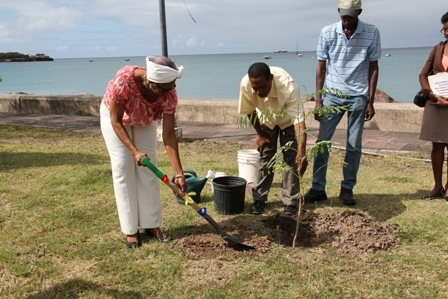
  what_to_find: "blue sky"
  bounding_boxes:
[0,0,446,58]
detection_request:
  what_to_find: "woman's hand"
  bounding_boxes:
[133,151,149,166]
[428,94,448,106]
[174,176,187,195]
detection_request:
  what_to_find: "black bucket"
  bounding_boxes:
[213,176,247,215]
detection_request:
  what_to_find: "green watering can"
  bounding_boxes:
[171,169,207,205]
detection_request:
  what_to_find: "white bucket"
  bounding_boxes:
[237,149,261,185]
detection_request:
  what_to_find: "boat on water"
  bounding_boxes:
[89,60,94,62]
[296,42,303,57]
[273,50,287,53]
[124,59,130,61]
[264,55,271,59]
[385,53,391,57]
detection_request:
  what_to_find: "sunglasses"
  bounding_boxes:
[156,83,176,92]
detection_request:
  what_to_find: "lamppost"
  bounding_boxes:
[159,0,168,57]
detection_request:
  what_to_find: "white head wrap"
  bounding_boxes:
[146,56,184,83]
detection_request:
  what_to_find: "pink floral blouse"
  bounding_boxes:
[102,65,177,126]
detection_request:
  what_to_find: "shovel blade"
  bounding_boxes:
[221,233,255,250]
[203,214,254,249]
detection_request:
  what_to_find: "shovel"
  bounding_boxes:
[141,157,254,250]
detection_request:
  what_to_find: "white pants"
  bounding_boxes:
[100,102,162,235]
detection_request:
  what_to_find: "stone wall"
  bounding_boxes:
[0,94,101,116]
[0,94,424,133]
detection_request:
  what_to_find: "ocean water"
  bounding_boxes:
[0,47,434,103]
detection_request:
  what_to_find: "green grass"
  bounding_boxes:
[1,124,448,299]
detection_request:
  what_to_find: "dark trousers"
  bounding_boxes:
[252,125,300,207]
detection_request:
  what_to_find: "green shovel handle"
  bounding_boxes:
[141,157,165,180]
[141,156,189,203]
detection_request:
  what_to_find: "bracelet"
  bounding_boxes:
[175,174,185,179]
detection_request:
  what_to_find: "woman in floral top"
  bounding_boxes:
[100,56,186,248]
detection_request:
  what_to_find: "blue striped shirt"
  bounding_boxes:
[317,19,381,96]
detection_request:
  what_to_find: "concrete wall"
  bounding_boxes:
[0,94,102,116]
[0,94,425,133]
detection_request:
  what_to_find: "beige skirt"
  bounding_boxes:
[419,102,448,143]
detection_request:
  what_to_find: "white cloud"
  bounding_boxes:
[2,2,83,33]
[0,0,446,58]
[56,45,68,52]
[186,37,197,48]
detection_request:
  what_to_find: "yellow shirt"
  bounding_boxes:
[238,66,304,130]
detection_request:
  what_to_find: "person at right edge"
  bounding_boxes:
[418,12,448,200]
[304,0,381,206]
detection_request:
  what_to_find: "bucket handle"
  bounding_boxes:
[243,158,259,168]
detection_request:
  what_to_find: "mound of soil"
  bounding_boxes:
[170,209,400,258]
[263,210,400,254]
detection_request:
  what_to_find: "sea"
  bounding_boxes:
[0,47,434,103]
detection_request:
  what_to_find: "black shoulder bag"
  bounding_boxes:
[414,42,443,107]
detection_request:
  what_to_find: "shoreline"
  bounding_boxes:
[0,57,54,62]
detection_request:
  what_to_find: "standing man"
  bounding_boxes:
[239,62,308,215]
[304,0,381,206]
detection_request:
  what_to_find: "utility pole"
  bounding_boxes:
[159,0,168,57]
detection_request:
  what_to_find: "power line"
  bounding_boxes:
[183,0,196,23]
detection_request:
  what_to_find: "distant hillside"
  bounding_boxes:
[0,52,53,62]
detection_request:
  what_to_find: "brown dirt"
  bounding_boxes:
[170,209,401,258]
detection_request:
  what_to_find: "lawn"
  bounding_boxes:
[0,125,447,299]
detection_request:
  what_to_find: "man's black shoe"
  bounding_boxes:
[304,188,328,203]
[284,205,298,216]
[250,200,265,215]
[339,188,356,206]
